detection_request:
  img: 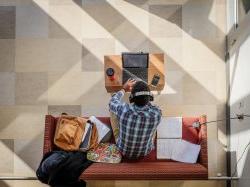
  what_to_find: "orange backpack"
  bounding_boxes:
[54,115,87,151]
[54,115,99,151]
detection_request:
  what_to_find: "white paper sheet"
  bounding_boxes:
[157,139,181,159]
[89,116,110,143]
[171,139,201,163]
[81,122,91,142]
[157,117,182,139]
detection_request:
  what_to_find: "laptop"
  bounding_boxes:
[122,53,149,84]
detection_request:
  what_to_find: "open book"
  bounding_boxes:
[157,139,201,163]
[89,116,110,143]
[157,117,200,163]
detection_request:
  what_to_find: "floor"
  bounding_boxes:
[0,0,227,186]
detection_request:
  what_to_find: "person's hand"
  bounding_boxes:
[122,79,136,92]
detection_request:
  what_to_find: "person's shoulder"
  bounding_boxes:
[149,103,162,113]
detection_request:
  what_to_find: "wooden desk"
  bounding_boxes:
[104,53,165,93]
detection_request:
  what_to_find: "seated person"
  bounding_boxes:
[109,79,162,159]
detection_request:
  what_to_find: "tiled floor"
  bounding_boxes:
[0,0,227,186]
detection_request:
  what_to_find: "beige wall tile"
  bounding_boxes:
[0,0,32,6]
[82,38,115,71]
[182,71,218,105]
[182,0,217,39]
[49,17,72,38]
[154,71,184,105]
[149,5,182,37]
[0,39,15,72]
[182,35,225,72]
[0,139,14,175]
[16,3,48,38]
[81,105,109,117]
[15,39,49,72]
[48,39,82,72]
[0,6,15,39]
[48,105,81,116]
[13,180,48,187]
[0,106,47,139]
[15,73,48,105]
[14,135,43,176]
[48,71,109,105]
[149,37,183,71]
[0,72,15,105]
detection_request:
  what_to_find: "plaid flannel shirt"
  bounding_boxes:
[109,90,162,159]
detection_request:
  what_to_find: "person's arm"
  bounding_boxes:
[109,89,125,116]
[109,79,136,116]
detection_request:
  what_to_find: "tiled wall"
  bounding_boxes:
[0,0,227,186]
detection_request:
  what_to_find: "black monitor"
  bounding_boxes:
[122,53,149,68]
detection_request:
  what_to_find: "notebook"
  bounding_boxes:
[79,123,93,152]
[157,117,182,139]
[89,116,110,143]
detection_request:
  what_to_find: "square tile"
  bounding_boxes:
[48,4,83,41]
[82,39,115,71]
[48,71,109,105]
[49,17,72,38]
[149,5,182,37]
[0,72,15,105]
[48,105,81,116]
[16,4,48,38]
[15,73,48,105]
[113,21,149,51]
[81,105,109,117]
[0,0,32,6]
[183,71,217,105]
[15,39,49,72]
[182,0,217,39]
[0,139,14,174]
[0,6,15,39]
[14,136,43,176]
[0,39,15,72]
[182,36,225,71]
[49,0,82,6]
[149,37,183,71]
[0,106,47,139]
[154,71,183,105]
[48,39,82,72]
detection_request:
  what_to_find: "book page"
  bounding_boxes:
[81,122,90,142]
[157,139,181,159]
[89,116,110,143]
[157,117,182,139]
[171,139,201,163]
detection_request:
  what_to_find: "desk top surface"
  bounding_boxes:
[104,53,165,93]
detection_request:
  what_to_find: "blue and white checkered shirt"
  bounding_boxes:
[109,90,162,159]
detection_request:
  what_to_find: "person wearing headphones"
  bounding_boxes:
[109,79,162,159]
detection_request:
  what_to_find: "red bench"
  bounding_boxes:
[43,115,208,180]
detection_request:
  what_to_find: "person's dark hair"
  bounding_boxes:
[130,81,150,107]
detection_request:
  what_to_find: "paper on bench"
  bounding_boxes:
[157,139,181,159]
[171,139,201,163]
[89,116,110,143]
[81,122,91,142]
[157,117,182,139]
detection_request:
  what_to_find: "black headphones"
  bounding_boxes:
[129,91,154,103]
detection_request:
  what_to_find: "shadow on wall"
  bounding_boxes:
[124,0,226,60]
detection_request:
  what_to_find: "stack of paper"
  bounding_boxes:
[157,117,182,139]
[156,117,201,163]
[89,116,110,143]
